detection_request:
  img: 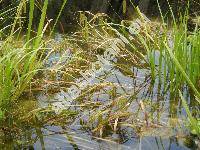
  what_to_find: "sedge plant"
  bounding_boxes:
[0,0,48,123]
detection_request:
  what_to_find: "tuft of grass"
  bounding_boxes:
[0,0,50,122]
[0,39,43,121]
[122,5,200,97]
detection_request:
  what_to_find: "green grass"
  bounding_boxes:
[121,6,200,97]
[122,5,200,135]
[0,39,42,119]
[0,0,69,124]
[0,0,49,122]
[179,90,200,136]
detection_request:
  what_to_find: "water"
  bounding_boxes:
[33,128,190,150]
[0,34,199,150]
[35,34,197,149]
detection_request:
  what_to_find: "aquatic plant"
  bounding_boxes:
[118,2,200,136]
[179,91,200,136]
[0,0,199,148]
[61,1,199,140]
[48,6,200,137]
[0,0,69,116]
[0,0,49,121]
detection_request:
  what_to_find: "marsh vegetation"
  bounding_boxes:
[0,0,199,149]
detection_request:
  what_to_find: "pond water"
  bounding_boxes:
[1,32,199,150]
